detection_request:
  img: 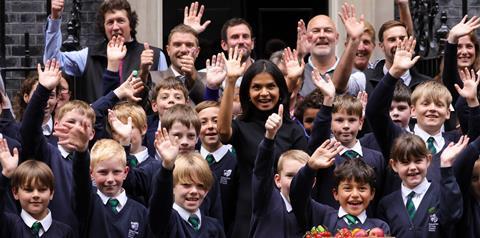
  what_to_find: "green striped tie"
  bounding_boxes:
[344,214,359,226]
[206,154,215,165]
[406,191,416,220]
[108,198,120,214]
[344,150,360,159]
[427,137,436,154]
[188,214,200,231]
[31,221,42,238]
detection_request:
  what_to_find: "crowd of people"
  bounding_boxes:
[0,0,479,237]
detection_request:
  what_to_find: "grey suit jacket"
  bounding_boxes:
[149,68,206,104]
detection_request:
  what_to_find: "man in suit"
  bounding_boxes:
[149,24,205,104]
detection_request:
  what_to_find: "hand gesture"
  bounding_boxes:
[108,109,132,145]
[440,135,469,167]
[54,119,92,152]
[113,72,144,102]
[312,69,335,99]
[357,91,368,112]
[296,19,311,59]
[51,0,64,19]
[265,104,284,139]
[284,47,305,80]
[448,15,480,43]
[0,139,18,178]
[308,139,343,170]
[455,67,480,105]
[338,3,365,40]
[183,2,211,34]
[107,36,126,62]
[38,59,61,90]
[390,36,420,78]
[179,50,198,78]
[140,42,154,72]
[223,45,246,82]
[206,53,226,89]
[155,128,179,170]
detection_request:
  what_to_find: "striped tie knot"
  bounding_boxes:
[188,214,200,231]
[206,154,215,165]
[344,214,359,226]
[108,198,120,214]
[426,137,436,154]
[31,221,42,238]
[406,191,416,220]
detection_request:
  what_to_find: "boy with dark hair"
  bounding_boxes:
[378,133,465,238]
[290,146,390,233]
[149,129,225,237]
[145,78,189,156]
[0,140,73,237]
[293,89,323,137]
[195,100,237,235]
[307,71,385,211]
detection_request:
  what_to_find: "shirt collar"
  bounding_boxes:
[173,203,202,227]
[200,144,231,163]
[307,56,339,74]
[97,188,128,211]
[42,116,53,136]
[338,206,367,224]
[279,192,293,212]
[57,145,70,159]
[131,146,149,164]
[21,208,53,235]
[383,64,411,86]
[170,66,182,77]
[401,177,431,198]
[340,139,363,157]
[413,124,444,145]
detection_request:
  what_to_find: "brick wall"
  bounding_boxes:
[3,0,102,96]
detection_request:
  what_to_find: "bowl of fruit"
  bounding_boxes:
[304,225,389,238]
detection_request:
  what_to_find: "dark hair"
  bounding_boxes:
[239,59,290,120]
[13,76,38,122]
[378,20,407,43]
[390,133,430,163]
[96,0,138,39]
[393,81,411,104]
[294,89,323,123]
[221,18,253,42]
[11,160,55,192]
[334,159,376,191]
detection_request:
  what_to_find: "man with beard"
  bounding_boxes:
[364,20,431,92]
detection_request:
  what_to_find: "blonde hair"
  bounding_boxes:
[411,80,452,107]
[90,139,126,169]
[277,150,309,173]
[112,101,147,131]
[57,100,96,125]
[173,152,214,191]
[333,94,363,118]
[11,160,54,192]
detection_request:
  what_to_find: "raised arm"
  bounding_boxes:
[217,46,246,143]
[366,36,418,158]
[397,0,414,37]
[252,105,283,215]
[454,67,480,137]
[204,53,226,101]
[283,47,305,93]
[149,128,179,236]
[20,60,61,163]
[183,2,211,34]
[307,72,335,154]
[333,3,365,94]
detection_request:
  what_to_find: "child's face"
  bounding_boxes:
[274,159,305,202]
[331,110,363,148]
[471,159,480,201]
[90,158,129,197]
[411,97,450,134]
[333,179,374,216]
[13,185,53,220]
[248,72,280,111]
[169,121,197,154]
[390,100,411,129]
[198,107,221,149]
[173,181,208,213]
[111,124,147,153]
[152,88,187,116]
[390,156,431,189]
[54,110,95,151]
[303,108,320,135]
